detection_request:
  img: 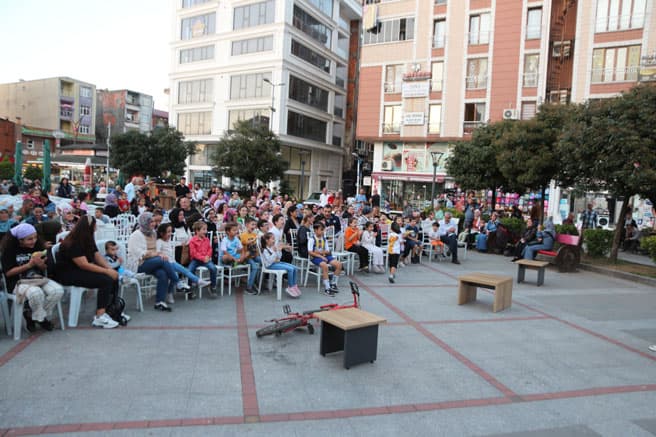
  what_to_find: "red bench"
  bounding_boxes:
[536,234,581,273]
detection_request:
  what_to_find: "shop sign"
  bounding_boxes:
[639,52,656,82]
[402,82,429,98]
[403,112,425,125]
[363,176,372,186]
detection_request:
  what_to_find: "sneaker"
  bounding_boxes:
[177,280,190,290]
[38,319,54,331]
[154,302,173,312]
[92,313,119,329]
[166,294,175,304]
[329,283,340,293]
[399,262,406,268]
[388,275,395,284]
[186,291,197,300]
[358,266,369,273]
[244,287,258,296]
[285,287,298,298]
[292,285,302,296]
[121,312,131,322]
[23,311,36,332]
[197,279,211,289]
[649,345,656,352]
[452,259,461,265]
[321,288,336,297]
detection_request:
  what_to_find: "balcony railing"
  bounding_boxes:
[382,122,401,134]
[523,72,538,87]
[591,66,639,83]
[463,121,483,134]
[60,110,73,120]
[465,75,488,89]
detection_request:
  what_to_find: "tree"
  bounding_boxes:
[447,121,513,208]
[110,127,196,178]
[23,165,43,181]
[0,157,13,180]
[211,120,288,192]
[559,84,656,261]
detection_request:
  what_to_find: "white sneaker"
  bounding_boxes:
[197,279,211,288]
[92,313,119,329]
[177,280,190,290]
[649,345,656,352]
[121,312,131,322]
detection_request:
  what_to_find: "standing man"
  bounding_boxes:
[354,188,367,213]
[581,203,598,230]
[175,176,191,199]
[319,187,330,207]
[124,177,136,203]
[370,189,380,209]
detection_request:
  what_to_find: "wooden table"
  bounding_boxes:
[313,308,387,369]
[515,259,549,286]
[458,273,513,313]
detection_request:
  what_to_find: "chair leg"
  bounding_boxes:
[0,296,10,336]
[13,300,23,341]
[56,302,65,331]
[67,288,85,328]
[276,274,282,301]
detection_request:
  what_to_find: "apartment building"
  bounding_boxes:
[169,0,361,192]
[0,77,97,148]
[96,89,155,139]
[356,0,654,211]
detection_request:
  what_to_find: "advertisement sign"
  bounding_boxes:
[402,144,426,173]
[639,53,656,82]
[401,82,429,98]
[382,143,403,171]
[403,112,425,125]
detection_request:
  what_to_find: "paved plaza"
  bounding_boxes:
[1,251,655,436]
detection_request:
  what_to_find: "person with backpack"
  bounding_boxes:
[54,215,124,328]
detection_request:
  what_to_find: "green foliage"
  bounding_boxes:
[555,224,579,236]
[278,178,294,198]
[583,229,614,257]
[640,236,656,263]
[500,217,525,235]
[211,120,288,191]
[23,165,43,181]
[0,157,13,180]
[110,127,196,179]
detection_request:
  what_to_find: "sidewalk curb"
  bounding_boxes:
[579,263,656,287]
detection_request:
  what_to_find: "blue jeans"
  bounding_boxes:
[267,262,298,287]
[170,262,200,284]
[138,256,178,302]
[245,258,260,288]
[188,259,217,287]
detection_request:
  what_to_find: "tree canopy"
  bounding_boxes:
[211,120,288,191]
[110,128,196,179]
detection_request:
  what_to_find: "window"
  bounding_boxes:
[428,104,441,134]
[181,13,216,40]
[433,19,446,48]
[291,39,331,73]
[335,64,347,88]
[431,62,444,92]
[464,102,485,132]
[466,58,488,89]
[591,45,641,82]
[469,13,490,45]
[234,0,275,30]
[523,54,539,87]
[78,125,90,134]
[287,111,327,142]
[307,0,333,17]
[228,108,270,129]
[596,0,646,32]
[383,105,401,133]
[178,78,213,104]
[177,111,212,135]
[80,87,92,98]
[334,94,345,118]
[384,64,404,93]
[80,105,91,116]
[435,0,446,4]
[230,72,271,100]
[231,35,273,55]
[293,5,332,48]
[332,122,344,146]
[180,45,214,63]
[521,102,537,120]
[526,7,542,39]
[182,0,211,8]
[288,76,329,112]
[189,144,216,166]
[363,18,415,45]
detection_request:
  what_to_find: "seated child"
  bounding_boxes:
[308,222,342,296]
[188,221,219,297]
[428,222,445,256]
[220,222,258,295]
[104,240,135,280]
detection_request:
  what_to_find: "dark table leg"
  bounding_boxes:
[320,321,344,356]
[537,267,545,286]
[517,265,525,283]
[343,325,379,369]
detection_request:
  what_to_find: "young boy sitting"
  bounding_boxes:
[220,222,258,295]
[428,222,445,258]
[104,240,135,281]
[308,222,342,296]
[239,217,261,295]
[189,221,219,297]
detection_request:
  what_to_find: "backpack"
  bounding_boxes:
[105,294,128,326]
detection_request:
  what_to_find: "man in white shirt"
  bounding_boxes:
[125,177,136,203]
[319,187,330,207]
[438,212,460,264]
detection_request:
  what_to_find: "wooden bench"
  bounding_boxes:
[458,273,513,313]
[535,234,581,272]
[313,308,387,369]
[515,259,549,286]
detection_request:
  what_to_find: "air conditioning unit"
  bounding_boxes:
[502,109,519,120]
[381,161,393,171]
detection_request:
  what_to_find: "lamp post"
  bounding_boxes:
[352,152,362,196]
[263,78,285,131]
[299,150,310,201]
[430,151,444,209]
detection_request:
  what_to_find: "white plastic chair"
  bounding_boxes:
[256,240,286,300]
[288,229,309,284]
[325,226,354,275]
[51,243,95,327]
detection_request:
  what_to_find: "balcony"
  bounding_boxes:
[60,109,73,120]
[465,75,488,89]
[382,123,401,134]
[463,121,483,134]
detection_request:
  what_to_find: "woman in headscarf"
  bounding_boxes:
[127,212,178,312]
[523,217,556,260]
[103,193,121,218]
[59,205,79,232]
[169,207,191,264]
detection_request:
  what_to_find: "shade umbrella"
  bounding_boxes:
[13,141,23,188]
[84,157,92,190]
[42,139,51,194]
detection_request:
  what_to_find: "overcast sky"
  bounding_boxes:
[0,0,171,111]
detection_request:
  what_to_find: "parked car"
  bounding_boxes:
[304,192,322,205]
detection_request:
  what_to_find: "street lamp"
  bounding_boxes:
[352,152,362,196]
[430,151,444,209]
[263,78,285,131]
[298,150,310,201]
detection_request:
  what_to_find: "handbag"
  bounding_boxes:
[180,244,190,265]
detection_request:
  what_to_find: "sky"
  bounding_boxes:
[0,0,171,111]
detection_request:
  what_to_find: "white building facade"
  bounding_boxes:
[169,0,361,194]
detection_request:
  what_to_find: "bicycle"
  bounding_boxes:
[255,281,361,338]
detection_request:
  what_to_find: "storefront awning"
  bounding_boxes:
[52,154,107,167]
[372,171,450,183]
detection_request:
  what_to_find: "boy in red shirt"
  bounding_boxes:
[188,221,218,295]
